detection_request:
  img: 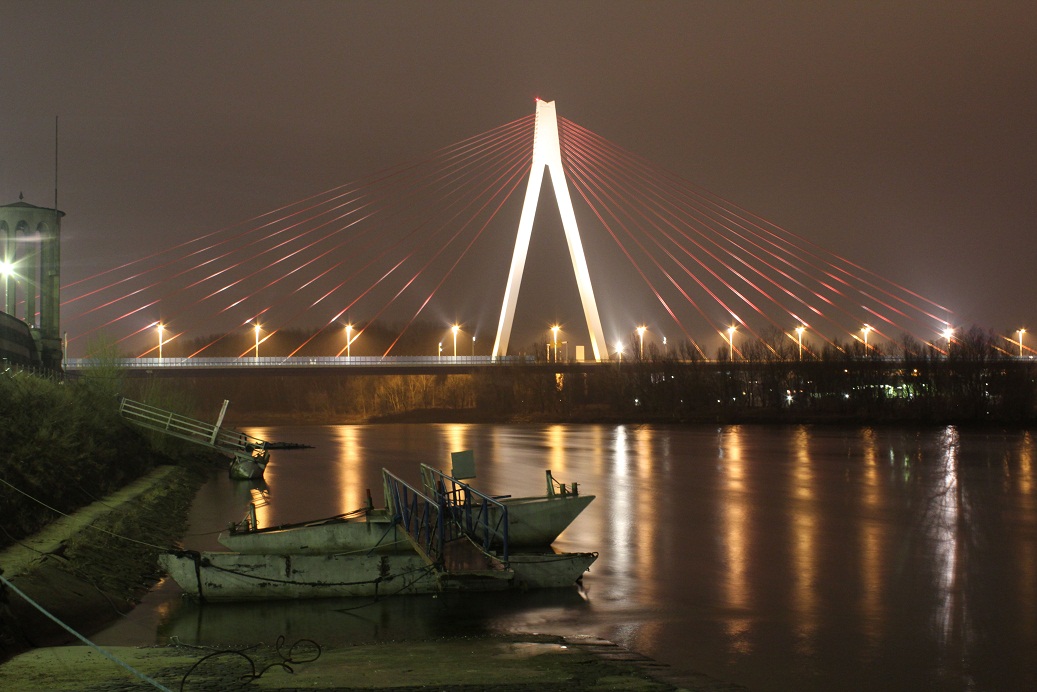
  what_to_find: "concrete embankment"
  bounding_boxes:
[0,464,203,658]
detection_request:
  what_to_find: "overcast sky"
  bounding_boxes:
[3,1,1036,348]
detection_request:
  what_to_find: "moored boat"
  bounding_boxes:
[219,463,593,553]
[158,546,596,602]
[218,507,409,555]
[161,460,598,603]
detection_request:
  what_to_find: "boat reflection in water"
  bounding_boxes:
[156,583,591,646]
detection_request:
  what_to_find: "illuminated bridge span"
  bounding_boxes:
[59,99,981,366]
[66,355,545,375]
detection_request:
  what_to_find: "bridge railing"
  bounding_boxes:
[118,397,265,453]
[66,355,537,369]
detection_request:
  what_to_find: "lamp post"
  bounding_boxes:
[254,323,261,359]
[345,323,353,358]
[472,335,476,357]
[727,326,736,361]
[551,325,560,362]
[1019,329,1026,358]
[156,323,164,360]
[942,327,954,354]
[438,342,442,360]
[636,325,646,359]
[795,325,805,361]
[862,325,871,351]
[451,324,459,358]
[615,342,623,362]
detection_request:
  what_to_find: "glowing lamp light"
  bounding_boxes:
[861,324,872,349]
[727,326,736,361]
[345,323,354,358]
[636,325,646,358]
[156,322,164,360]
[795,325,805,360]
[1019,328,1026,358]
[451,324,460,357]
[0,259,13,276]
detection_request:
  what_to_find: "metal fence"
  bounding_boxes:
[117,397,266,452]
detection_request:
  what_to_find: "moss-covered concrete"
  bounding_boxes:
[0,464,204,657]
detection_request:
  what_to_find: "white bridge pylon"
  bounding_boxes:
[492,100,608,361]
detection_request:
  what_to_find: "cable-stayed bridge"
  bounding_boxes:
[59,99,984,371]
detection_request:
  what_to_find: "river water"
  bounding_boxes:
[95,423,1037,691]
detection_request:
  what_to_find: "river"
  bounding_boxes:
[95,423,1037,691]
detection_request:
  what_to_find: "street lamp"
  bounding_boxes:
[451,324,459,358]
[727,326,736,361]
[438,342,442,359]
[345,323,353,358]
[1019,329,1026,358]
[156,323,164,360]
[615,341,624,362]
[551,325,560,362]
[472,335,476,357]
[636,325,646,359]
[254,323,261,359]
[795,325,805,361]
[942,327,954,353]
[861,325,871,351]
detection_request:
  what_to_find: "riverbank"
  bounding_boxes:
[0,634,745,691]
[0,463,205,661]
[227,405,1037,430]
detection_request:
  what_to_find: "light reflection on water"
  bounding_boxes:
[93,423,1037,691]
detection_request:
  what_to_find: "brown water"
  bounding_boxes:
[96,423,1037,691]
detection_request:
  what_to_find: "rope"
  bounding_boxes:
[0,475,169,552]
[0,571,173,691]
[173,548,436,589]
[177,635,321,691]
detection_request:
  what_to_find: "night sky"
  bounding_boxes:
[4,1,1036,349]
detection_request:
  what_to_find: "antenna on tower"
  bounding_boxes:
[54,115,59,212]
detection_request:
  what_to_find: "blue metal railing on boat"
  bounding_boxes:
[382,469,445,565]
[420,464,509,562]
[382,466,511,566]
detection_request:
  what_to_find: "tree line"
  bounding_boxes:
[132,326,1036,426]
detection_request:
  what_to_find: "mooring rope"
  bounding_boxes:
[0,571,173,692]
